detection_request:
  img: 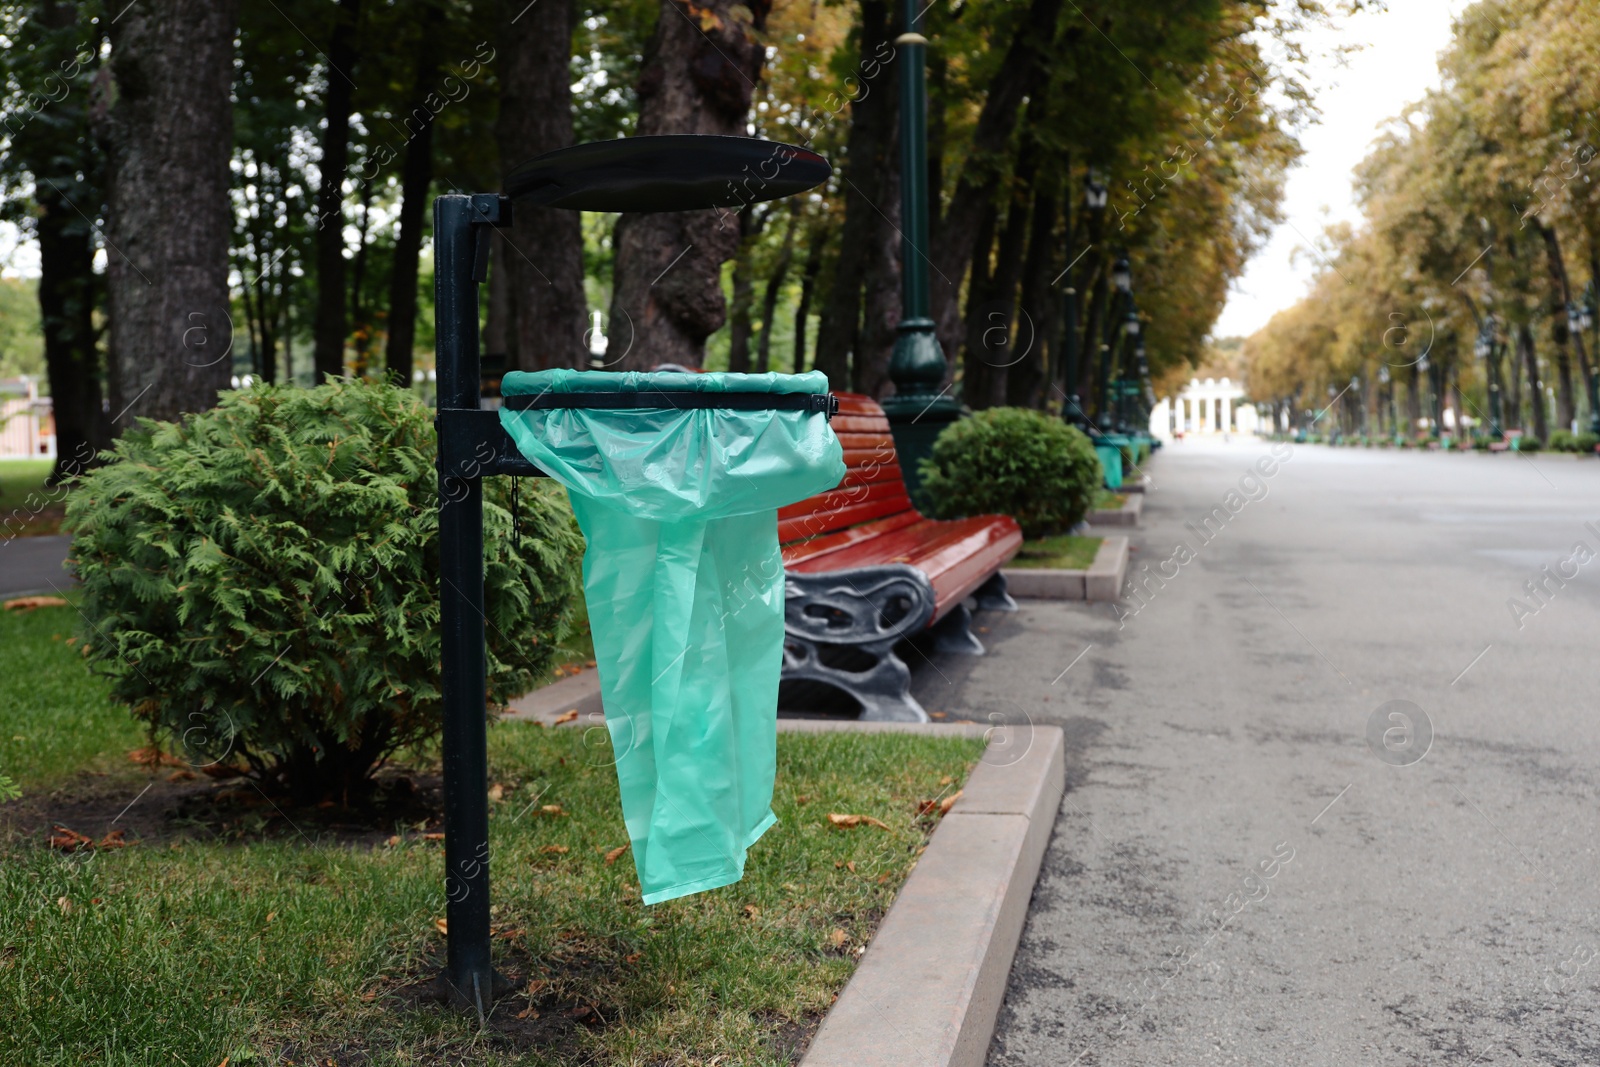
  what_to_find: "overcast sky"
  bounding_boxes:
[1214,0,1474,338]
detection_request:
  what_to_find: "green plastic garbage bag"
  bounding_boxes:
[499,369,845,904]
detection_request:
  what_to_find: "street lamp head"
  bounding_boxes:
[1084,172,1108,212]
[1124,315,1140,336]
[1112,255,1132,293]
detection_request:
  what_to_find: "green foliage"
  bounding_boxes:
[1515,435,1544,453]
[0,278,43,379]
[918,408,1101,539]
[64,379,583,800]
[1549,429,1578,452]
[0,775,17,802]
[1578,431,1600,454]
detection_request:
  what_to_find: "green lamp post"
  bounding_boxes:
[1062,175,1107,431]
[882,0,961,498]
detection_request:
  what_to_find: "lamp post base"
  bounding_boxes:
[882,392,963,508]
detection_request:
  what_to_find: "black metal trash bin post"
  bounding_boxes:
[429,136,830,1012]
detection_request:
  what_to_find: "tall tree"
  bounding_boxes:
[495,0,588,371]
[96,0,238,425]
[1,1,106,478]
[607,0,771,369]
[311,0,361,381]
[383,1,445,386]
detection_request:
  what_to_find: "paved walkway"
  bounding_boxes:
[910,439,1600,1066]
[0,534,73,598]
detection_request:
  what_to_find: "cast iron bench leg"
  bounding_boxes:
[782,566,937,723]
[973,571,1019,612]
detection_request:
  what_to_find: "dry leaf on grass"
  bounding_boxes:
[385,835,400,847]
[433,918,448,935]
[939,790,962,815]
[828,928,848,947]
[167,770,197,783]
[3,596,68,612]
[127,747,186,770]
[539,844,569,855]
[540,804,565,817]
[743,904,760,919]
[47,826,94,852]
[422,832,445,841]
[552,709,579,725]
[487,783,504,802]
[604,844,630,865]
[939,775,953,786]
[827,812,890,830]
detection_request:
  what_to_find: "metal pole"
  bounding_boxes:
[882,0,960,499]
[434,193,495,1012]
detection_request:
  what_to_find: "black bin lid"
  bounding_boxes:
[505,135,831,213]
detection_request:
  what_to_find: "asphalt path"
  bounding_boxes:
[911,437,1600,1067]
[0,534,73,598]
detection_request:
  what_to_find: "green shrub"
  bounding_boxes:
[1578,431,1600,454]
[1549,429,1578,452]
[0,774,17,802]
[918,407,1101,539]
[65,379,583,803]
[1118,439,1150,471]
[1515,435,1544,453]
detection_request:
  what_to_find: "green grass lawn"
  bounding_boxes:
[1007,533,1103,571]
[1090,489,1126,511]
[0,600,983,1066]
[0,457,67,537]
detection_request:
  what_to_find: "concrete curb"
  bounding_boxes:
[1000,535,1127,602]
[1086,492,1142,527]
[800,723,1065,1067]
[1084,535,1129,601]
[1119,474,1151,493]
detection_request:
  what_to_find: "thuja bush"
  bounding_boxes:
[66,379,583,803]
[919,407,1101,539]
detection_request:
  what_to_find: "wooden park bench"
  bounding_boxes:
[777,393,1023,721]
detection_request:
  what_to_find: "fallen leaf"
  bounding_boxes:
[487,783,504,802]
[167,770,197,783]
[127,747,186,769]
[829,928,848,947]
[422,832,445,841]
[877,873,891,884]
[541,804,564,816]
[939,775,953,786]
[585,659,597,668]
[316,800,336,809]
[834,860,844,869]
[846,861,856,873]
[939,790,963,815]
[515,1006,540,1020]
[3,595,67,612]
[434,918,448,935]
[47,826,93,852]
[624,952,642,964]
[56,896,72,914]
[266,911,276,923]
[385,835,400,847]
[929,711,948,720]
[743,904,760,919]
[604,844,630,865]
[827,812,890,830]
[539,844,569,855]
[794,794,811,805]
[553,709,579,725]
[97,829,128,850]
[198,763,245,780]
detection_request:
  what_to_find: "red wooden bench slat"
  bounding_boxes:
[781,510,925,565]
[779,392,1021,624]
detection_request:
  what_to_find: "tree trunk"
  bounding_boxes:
[1405,361,1421,435]
[960,203,999,407]
[98,0,238,426]
[793,223,827,372]
[928,0,1063,365]
[1520,323,1549,441]
[755,203,799,373]
[607,0,771,369]
[496,0,588,371]
[311,0,361,382]
[36,184,105,479]
[384,3,445,386]
[856,114,901,398]
[1010,174,1058,408]
[967,115,1041,409]
[812,0,894,388]
[348,179,376,378]
[1537,223,1576,430]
